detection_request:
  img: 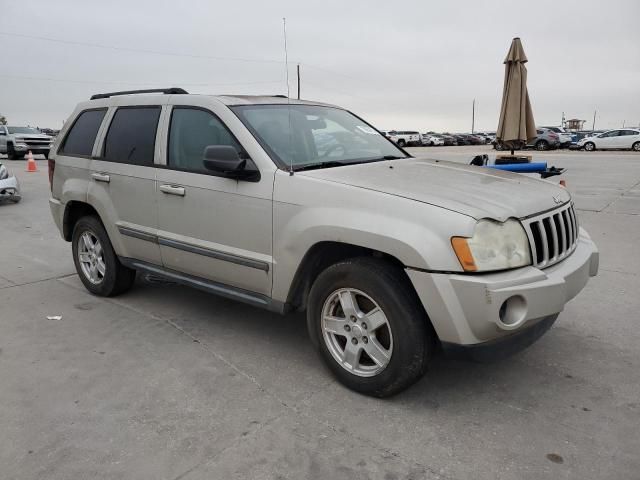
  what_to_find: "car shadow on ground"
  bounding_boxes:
[104,274,599,412]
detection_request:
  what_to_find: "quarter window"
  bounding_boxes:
[168,107,241,173]
[61,109,107,157]
[103,107,161,166]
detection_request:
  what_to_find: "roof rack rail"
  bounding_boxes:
[90,88,188,100]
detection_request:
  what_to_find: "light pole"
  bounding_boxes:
[471,99,475,134]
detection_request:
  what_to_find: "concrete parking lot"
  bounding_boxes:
[1,148,639,479]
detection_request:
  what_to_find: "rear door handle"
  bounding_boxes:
[91,172,110,183]
[159,184,186,196]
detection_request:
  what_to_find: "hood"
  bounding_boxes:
[298,157,570,221]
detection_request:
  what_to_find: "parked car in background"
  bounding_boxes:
[459,134,484,146]
[578,129,640,151]
[542,126,572,148]
[388,131,421,147]
[440,134,457,146]
[474,133,494,144]
[493,128,560,151]
[421,133,444,146]
[453,134,470,145]
[0,125,54,159]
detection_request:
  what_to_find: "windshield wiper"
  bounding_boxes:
[294,161,348,172]
[293,156,406,172]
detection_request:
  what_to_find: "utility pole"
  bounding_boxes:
[622,120,625,128]
[471,99,475,134]
[561,112,565,128]
[296,64,301,100]
[592,110,597,132]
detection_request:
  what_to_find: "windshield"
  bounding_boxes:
[231,104,408,170]
[7,127,40,134]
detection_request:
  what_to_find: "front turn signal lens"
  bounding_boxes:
[451,237,477,272]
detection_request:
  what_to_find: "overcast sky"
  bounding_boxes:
[1,0,638,132]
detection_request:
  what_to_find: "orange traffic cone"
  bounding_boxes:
[26,151,38,172]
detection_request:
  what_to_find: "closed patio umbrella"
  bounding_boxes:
[496,37,536,153]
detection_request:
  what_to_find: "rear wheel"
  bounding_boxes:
[632,142,640,152]
[535,140,548,151]
[72,216,136,296]
[396,139,406,147]
[307,258,434,397]
[494,143,504,151]
[584,142,596,152]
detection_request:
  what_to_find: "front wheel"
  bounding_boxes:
[632,142,640,152]
[307,258,434,397]
[72,215,136,296]
[396,139,406,147]
[7,143,17,160]
[584,142,596,152]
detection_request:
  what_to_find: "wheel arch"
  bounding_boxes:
[285,241,409,312]
[62,201,101,241]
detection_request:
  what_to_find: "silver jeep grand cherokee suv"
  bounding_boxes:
[49,88,599,397]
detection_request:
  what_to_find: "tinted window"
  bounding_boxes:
[61,109,106,157]
[168,108,241,173]
[103,107,160,166]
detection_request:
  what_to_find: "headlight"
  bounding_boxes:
[451,219,531,272]
[0,164,8,180]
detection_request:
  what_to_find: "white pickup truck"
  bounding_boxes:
[0,125,54,159]
[381,130,421,147]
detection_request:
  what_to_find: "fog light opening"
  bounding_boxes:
[498,295,527,328]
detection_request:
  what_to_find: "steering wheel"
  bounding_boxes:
[320,143,347,158]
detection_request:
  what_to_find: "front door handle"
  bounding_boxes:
[91,172,110,183]
[159,184,186,196]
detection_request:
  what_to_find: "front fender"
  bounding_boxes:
[271,172,475,303]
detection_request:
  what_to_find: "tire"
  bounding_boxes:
[7,143,16,160]
[494,143,504,151]
[632,142,640,152]
[72,215,136,297]
[584,142,595,152]
[307,257,435,397]
[397,139,406,147]
[535,140,548,151]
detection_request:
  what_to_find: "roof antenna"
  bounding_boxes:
[282,17,294,176]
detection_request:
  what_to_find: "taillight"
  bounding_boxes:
[48,159,55,192]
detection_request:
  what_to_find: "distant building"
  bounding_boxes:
[565,118,586,131]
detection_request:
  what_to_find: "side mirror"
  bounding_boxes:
[202,145,259,181]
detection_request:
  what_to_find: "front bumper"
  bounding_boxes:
[0,175,21,201]
[14,144,51,153]
[407,227,598,348]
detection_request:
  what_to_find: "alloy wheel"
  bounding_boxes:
[321,288,393,377]
[77,230,106,284]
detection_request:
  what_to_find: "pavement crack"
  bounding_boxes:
[0,272,76,290]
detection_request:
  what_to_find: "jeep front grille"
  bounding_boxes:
[522,203,578,269]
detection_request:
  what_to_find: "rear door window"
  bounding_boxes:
[61,109,107,157]
[103,107,161,166]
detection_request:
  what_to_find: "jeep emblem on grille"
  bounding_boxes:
[553,195,563,204]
